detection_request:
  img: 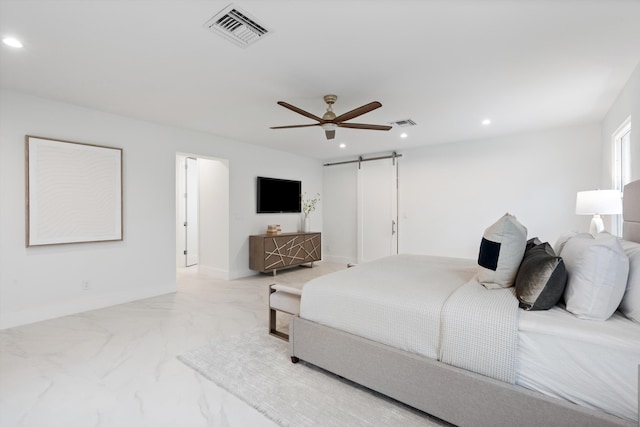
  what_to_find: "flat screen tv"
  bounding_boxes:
[256,176,302,213]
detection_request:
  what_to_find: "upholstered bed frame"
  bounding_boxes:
[624,179,640,243]
[289,180,640,427]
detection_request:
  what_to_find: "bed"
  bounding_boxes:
[289,180,640,427]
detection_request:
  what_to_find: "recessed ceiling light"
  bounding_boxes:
[3,37,23,48]
[339,143,346,149]
[400,133,408,139]
[482,119,491,125]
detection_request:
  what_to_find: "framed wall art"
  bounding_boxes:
[25,135,123,247]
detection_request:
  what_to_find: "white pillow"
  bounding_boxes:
[562,235,629,320]
[619,240,640,322]
[477,213,527,289]
[553,231,591,256]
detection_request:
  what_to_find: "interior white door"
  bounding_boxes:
[185,157,199,266]
[357,159,398,263]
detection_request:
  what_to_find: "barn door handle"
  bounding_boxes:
[392,220,396,235]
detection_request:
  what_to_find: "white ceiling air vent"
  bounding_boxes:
[204,4,271,48]
[389,119,417,127]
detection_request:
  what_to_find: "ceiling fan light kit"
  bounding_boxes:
[271,94,392,140]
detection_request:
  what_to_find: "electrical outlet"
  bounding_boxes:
[81,280,90,290]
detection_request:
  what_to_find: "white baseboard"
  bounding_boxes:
[230,268,260,280]
[197,265,229,280]
[323,255,356,265]
[0,283,176,330]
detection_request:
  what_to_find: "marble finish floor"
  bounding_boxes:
[0,262,346,427]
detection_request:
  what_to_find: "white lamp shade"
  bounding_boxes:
[575,190,622,215]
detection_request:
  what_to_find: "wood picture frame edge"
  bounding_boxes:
[25,135,124,247]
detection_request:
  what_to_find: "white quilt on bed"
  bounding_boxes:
[299,254,477,359]
[440,280,519,383]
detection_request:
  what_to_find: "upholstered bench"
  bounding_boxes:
[269,284,302,340]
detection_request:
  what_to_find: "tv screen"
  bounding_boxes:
[257,177,302,213]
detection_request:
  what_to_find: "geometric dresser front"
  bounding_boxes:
[249,232,321,275]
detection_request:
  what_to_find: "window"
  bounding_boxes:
[612,116,631,236]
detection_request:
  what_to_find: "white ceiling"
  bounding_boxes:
[1,0,639,160]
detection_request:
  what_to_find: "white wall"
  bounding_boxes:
[400,125,601,259]
[198,157,230,279]
[0,89,322,329]
[601,61,640,184]
[323,124,601,262]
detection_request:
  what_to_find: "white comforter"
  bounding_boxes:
[300,254,476,359]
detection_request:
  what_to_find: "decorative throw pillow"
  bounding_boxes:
[477,213,527,289]
[553,231,592,256]
[619,240,640,323]
[515,241,567,310]
[562,234,629,320]
[553,231,576,256]
[525,236,542,251]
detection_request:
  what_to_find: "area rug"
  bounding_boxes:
[178,330,447,427]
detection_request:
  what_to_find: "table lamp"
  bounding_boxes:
[575,189,622,235]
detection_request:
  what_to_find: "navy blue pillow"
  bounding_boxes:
[478,238,500,271]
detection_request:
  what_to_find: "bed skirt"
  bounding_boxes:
[289,316,635,427]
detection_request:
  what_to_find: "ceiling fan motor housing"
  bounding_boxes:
[323,111,336,121]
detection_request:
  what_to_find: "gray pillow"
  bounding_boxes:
[525,236,542,251]
[562,234,628,320]
[619,240,640,322]
[515,241,567,310]
[477,213,528,289]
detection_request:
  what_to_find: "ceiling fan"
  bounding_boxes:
[270,94,392,140]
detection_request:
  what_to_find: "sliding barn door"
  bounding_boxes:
[357,159,398,263]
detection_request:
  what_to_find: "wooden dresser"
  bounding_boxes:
[250,232,321,275]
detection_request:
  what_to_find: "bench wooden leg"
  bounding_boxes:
[269,307,289,341]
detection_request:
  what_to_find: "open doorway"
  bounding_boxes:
[176,154,230,279]
[184,157,199,267]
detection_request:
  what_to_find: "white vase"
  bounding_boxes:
[303,216,310,232]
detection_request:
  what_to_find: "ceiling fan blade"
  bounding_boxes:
[270,124,321,129]
[277,101,323,122]
[325,129,336,140]
[337,123,392,131]
[333,101,382,123]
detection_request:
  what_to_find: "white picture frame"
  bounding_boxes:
[25,135,123,247]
